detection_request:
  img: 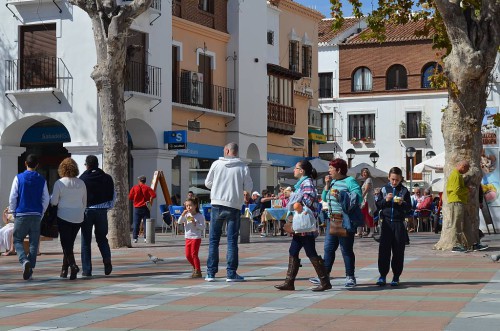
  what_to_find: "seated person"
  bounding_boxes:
[407,187,421,232]
[243,190,254,206]
[1,207,15,256]
[415,189,433,230]
[256,190,275,237]
[281,187,292,208]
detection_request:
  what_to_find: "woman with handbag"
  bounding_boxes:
[310,158,362,288]
[275,159,331,292]
[357,168,376,238]
[50,158,87,280]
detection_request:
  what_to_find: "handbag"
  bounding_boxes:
[329,213,347,237]
[283,221,293,234]
[40,204,59,238]
[291,205,316,233]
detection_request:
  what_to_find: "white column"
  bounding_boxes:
[248,160,272,193]
[63,144,104,171]
[0,146,26,208]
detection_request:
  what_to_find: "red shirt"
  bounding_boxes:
[128,184,157,208]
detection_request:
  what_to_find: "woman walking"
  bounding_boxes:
[275,159,331,292]
[51,158,87,280]
[358,168,376,238]
[310,158,362,288]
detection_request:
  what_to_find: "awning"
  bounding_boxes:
[308,128,326,144]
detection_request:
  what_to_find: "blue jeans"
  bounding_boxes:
[133,206,150,239]
[324,220,356,277]
[207,205,241,277]
[81,209,111,274]
[289,235,318,258]
[13,215,41,268]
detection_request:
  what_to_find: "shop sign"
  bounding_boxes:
[164,130,187,150]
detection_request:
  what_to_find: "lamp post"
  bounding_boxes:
[369,152,379,168]
[426,150,436,159]
[406,147,416,190]
[346,148,356,168]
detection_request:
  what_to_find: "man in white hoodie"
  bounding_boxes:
[205,142,253,282]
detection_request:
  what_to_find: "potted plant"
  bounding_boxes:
[399,120,407,138]
[419,122,427,137]
[350,137,359,144]
[362,136,373,143]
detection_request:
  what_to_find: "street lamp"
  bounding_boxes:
[370,152,380,168]
[426,150,436,159]
[406,147,416,190]
[346,148,356,168]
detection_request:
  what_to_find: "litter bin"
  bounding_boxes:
[240,216,250,243]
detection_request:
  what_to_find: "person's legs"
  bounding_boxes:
[185,239,195,267]
[378,221,393,281]
[192,238,202,271]
[92,209,112,270]
[132,208,140,240]
[339,232,355,277]
[275,237,303,291]
[390,222,406,283]
[225,207,241,278]
[27,215,41,269]
[206,205,224,278]
[323,220,340,274]
[13,216,31,265]
[80,210,94,275]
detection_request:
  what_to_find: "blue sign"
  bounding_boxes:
[21,126,71,143]
[176,142,223,159]
[164,130,187,150]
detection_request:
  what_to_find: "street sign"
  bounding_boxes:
[164,130,187,150]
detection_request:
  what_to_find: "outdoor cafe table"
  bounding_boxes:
[262,208,288,236]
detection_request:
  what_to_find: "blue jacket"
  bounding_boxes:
[376,183,412,221]
[338,190,364,232]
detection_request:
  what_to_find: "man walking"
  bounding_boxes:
[9,154,49,280]
[129,175,156,243]
[205,142,253,282]
[447,160,471,252]
[79,155,115,277]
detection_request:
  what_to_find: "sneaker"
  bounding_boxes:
[473,243,489,251]
[226,274,245,282]
[22,261,32,280]
[82,272,92,277]
[133,239,138,243]
[345,276,357,288]
[376,277,386,286]
[390,279,400,286]
[205,274,215,282]
[309,277,320,285]
[451,245,467,253]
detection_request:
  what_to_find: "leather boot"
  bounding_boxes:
[60,254,69,278]
[310,256,332,292]
[275,256,300,291]
[103,258,113,276]
[67,252,80,280]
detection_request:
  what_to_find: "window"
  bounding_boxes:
[319,73,333,98]
[421,62,443,88]
[302,45,312,77]
[406,112,421,138]
[321,113,334,141]
[267,31,274,45]
[386,64,408,90]
[268,75,293,107]
[352,67,372,92]
[198,0,214,13]
[348,114,375,140]
[289,41,299,72]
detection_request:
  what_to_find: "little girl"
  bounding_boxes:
[375,167,411,287]
[178,197,205,278]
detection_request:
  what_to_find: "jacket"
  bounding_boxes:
[376,183,412,221]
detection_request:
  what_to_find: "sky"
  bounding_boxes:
[294,0,375,17]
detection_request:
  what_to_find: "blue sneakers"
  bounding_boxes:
[376,277,386,286]
[226,273,245,282]
[390,279,400,286]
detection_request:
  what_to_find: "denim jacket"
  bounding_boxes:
[337,190,364,232]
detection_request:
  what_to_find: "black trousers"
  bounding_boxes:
[57,217,82,262]
[378,220,406,280]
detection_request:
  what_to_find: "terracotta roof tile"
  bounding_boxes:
[346,20,432,44]
[318,17,362,44]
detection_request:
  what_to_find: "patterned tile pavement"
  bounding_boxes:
[0,231,499,330]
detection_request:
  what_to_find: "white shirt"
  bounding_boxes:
[178,212,206,239]
[50,177,87,223]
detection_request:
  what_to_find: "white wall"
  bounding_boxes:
[266,4,280,65]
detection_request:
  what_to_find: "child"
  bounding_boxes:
[375,167,411,286]
[178,197,205,278]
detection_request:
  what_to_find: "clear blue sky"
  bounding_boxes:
[294,0,375,17]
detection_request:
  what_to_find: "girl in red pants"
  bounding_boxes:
[178,197,205,278]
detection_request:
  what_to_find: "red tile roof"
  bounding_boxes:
[346,20,432,44]
[318,17,362,44]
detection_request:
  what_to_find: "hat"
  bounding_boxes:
[138,175,147,182]
[252,191,261,197]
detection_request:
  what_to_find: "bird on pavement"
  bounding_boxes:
[147,253,164,264]
[484,254,500,262]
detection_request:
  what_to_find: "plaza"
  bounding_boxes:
[0,232,499,330]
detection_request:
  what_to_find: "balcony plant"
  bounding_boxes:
[350,137,359,144]
[361,136,373,144]
[399,120,407,138]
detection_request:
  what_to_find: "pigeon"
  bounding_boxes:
[483,254,500,262]
[147,253,164,264]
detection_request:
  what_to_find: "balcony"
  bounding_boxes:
[267,101,296,135]
[124,61,161,98]
[172,75,235,115]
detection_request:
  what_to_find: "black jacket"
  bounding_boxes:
[376,183,411,221]
[79,168,114,206]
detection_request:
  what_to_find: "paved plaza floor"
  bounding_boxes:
[0,230,499,330]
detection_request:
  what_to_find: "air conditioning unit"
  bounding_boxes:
[291,137,305,148]
[181,71,204,106]
[187,120,201,132]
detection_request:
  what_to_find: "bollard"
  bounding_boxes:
[240,216,250,243]
[146,218,155,244]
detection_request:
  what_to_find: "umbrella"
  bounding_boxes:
[277,158,330,179]
[430,177,444,192]
[188,186,211,195]
[414,152,444,173]
[347,163,389,189]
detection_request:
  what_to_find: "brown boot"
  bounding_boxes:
[275,256,300,291]
[310,256,332,292]
[192,269,202,278]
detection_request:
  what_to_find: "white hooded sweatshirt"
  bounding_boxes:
[205,156,253,210]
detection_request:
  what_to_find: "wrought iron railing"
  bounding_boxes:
[124,61,161,98]
[5,57,71,91]
[267,101,296,135]
[172,75,235,115]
